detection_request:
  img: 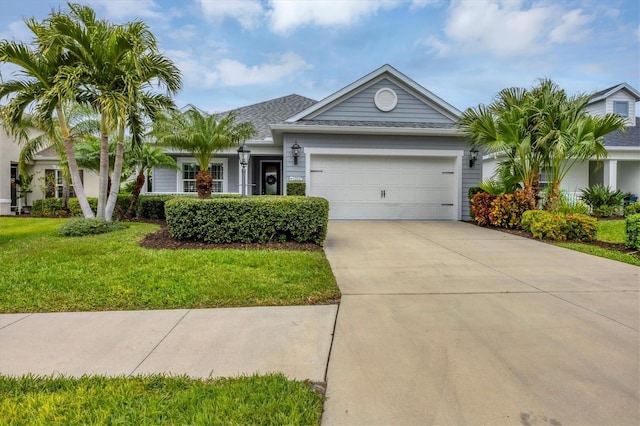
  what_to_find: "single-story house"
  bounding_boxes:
[149,64,480,220]
[482,82,640,200]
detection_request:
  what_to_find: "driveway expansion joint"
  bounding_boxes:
[0,313,33,330]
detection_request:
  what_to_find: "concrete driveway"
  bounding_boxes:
[322,221,639,425]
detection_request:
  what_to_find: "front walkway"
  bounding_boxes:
[322,221,639,425]
[0,305,336,382]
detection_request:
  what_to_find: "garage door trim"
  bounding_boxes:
[304,147,464,220]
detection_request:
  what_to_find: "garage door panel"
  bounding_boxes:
[309,154,457,220]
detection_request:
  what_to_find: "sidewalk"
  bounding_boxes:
[0,305,338,382]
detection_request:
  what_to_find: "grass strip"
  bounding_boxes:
[555,242,640,267]
[0,373,324,425]
[0,218,340,313]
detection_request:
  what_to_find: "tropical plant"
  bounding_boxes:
[579,184,625,217]
[125,143,178,217]
[43,3,181,221]
[0,17,94,218]
[153,106,256,198]
[459,79,625,210]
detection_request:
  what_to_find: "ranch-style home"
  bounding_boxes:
[151,64,479,220]
[2,65,638,219]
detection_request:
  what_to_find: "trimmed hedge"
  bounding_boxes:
[625,214,640,250]
[58,218,127,237]
[624,202,640,218]
[135,194,240,219]
[521,210,596,242]
[165,196,329,245]
[287,182,306,196]
[32,196,130,220]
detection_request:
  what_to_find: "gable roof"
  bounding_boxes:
[284,64,462,124]
[589,83,640,104]
[224,94,316,140]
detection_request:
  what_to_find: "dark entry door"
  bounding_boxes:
[261,162,281,195]
[10,164,17,212]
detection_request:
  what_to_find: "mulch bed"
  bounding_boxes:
[138,226,323,251]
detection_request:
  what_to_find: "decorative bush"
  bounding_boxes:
[468,186,484,216]
[520,210,547,232]
[579,184,625,217]
[286,182,306,196]
[521,210,596,242]
[471,193,496,226]
[136,195,176,219]
[489,191,531,228]
[549,199,590,216]
[32,198,64,216]
[165,196,329,245]
[58,218,127,237]
[624,201,640,218]
[625,214,640,250]
[563,214,597,242]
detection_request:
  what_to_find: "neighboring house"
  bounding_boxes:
[0,129,22,215]
[482,82,640,199]
[149,64,479,220]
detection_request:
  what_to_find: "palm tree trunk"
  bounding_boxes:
[126,169,146,218]
[56,106,94,218]
[196,170,213,199]
[97,114,109,219]
[105,124,126,222]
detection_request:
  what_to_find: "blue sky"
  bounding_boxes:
[1,0,639,114]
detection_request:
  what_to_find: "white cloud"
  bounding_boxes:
[196,0,264,29]
[548,9,593,44]
[423,0,595,58]
[167,24,199,41]
[0,20,32,43]
[216,52,309,86]
[88,0,161,20]
[268,0,401,33]
[410,0,440,9]
[165,49,220,89]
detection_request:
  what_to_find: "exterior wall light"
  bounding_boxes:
[469,148,479,168]
[237,144,251,197]
[291,141,301,165]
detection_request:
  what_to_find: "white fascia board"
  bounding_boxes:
[270,123,463,137]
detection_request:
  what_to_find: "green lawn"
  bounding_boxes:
[555,219,640,267]
[0,374,324,425]
[0,218,340,313]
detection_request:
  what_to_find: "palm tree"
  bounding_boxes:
[0,18,95,218]
[13,104,99,210]
[153,106,256,198]
[44,3,181,221]
[125,142,178,218]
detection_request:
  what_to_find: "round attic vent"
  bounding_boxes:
[374,87,398,112]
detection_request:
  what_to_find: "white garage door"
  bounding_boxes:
[309,155,457,220]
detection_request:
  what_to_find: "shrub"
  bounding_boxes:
[58,218,127,237]
[136,195,177,219]
[624,201,640,218]
[520,210,547,232]
[165,196,329,245]
[549,199,590,216]
[471,193,496,226]
[579,184,625,217]
[563,214,597,242]
[625,214,640,250]
[68,198,98,217]
[31,198,64,216]
[287,182,306,196]
[489,191,531,228]
[522,210,597,242]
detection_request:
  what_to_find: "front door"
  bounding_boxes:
[261,162,281,195]
[10,164,18,213]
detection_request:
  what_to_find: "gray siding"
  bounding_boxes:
[585,100,606,117]
[284,133,480,220]
[153,166,177,192]
[312,78,454,124]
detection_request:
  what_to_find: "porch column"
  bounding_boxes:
[603,160,618,190]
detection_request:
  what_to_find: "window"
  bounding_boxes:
[181,162,225,193]
[613,101,629,117]
[45,169,83,198]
